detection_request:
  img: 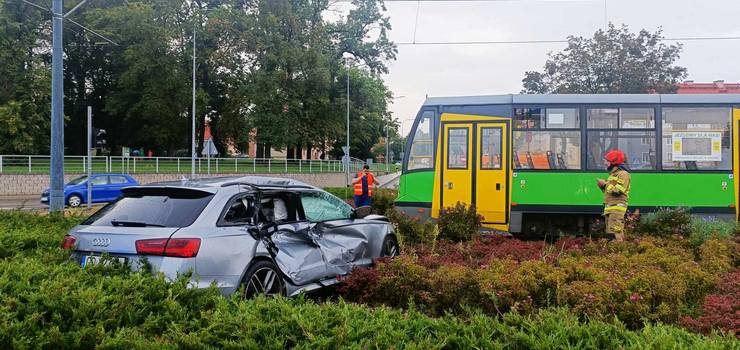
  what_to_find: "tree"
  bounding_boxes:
[0,0,51,154]
[522,24,687,94]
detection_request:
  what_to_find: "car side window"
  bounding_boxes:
[259,193,301,223]
[110,176,128,184]
[91,176,108,186]
[221,195,255,226]
[300,191,353,222]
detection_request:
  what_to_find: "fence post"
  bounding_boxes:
[253,158,256,173]
[0,155,3,174]
[156,157,159,173]
[216,158,219,173]
[133,157,137,173]
[309,160,312,173]
[28,156,32,173]
[299,159,302,173]
[177,158,180,173]
[268,159,271,173]
[82,156,86,174]
[198,158,201,173]
[234,158,238,173]
[285,159,287,173]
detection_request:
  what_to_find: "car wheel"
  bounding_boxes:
[67,194,82,208]
[241,260,285,299]
[381,235,399,257]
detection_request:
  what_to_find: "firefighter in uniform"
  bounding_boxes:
[352,164,380,207]
[596,149,631,242]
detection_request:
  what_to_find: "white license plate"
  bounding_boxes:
[41,197,48,201]
[81,255,127,267]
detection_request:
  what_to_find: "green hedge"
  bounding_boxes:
[0,211,736,348]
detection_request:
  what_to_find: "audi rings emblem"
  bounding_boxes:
[92,238,111,247]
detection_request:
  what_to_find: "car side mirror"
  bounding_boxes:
[353,205,373,219]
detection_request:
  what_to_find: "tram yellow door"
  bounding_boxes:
[437,114,511,230]
[440,124,474,208]
[733,108,740,221]
[476,122,509,225]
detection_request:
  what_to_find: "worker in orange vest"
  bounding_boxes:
[352,164,380,208]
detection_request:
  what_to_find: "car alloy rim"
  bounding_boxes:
[245,267,283,298]
[386,240,398,257]
[70,196,81,207]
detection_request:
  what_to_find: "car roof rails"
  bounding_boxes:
[220,181,314,190]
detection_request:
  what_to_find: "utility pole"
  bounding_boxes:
[87,107,92,208]
[191,23,197,180]
[49,0,65,212]
[345,56,351,187]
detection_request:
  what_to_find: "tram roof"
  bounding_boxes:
[423,94,740,106]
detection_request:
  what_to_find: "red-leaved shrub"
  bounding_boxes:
[681,270,740,335]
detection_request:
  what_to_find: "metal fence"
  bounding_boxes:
[0,155,365,175]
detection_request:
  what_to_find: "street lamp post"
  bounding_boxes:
[344,55,351,187]
[49,0,64,212]
[191,23,196,180]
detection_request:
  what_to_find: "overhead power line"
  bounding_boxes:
[395,36,740,46]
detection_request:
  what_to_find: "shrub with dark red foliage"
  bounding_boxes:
[409,236,589,269]
[339,236,732,331]
[681,270,740,335]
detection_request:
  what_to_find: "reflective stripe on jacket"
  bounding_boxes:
[602,166,631,209]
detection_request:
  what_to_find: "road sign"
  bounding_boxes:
[341,146,349,155]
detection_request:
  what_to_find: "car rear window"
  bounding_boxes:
[82,188,214,227]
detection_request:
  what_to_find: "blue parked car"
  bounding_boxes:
[41,173,139,207]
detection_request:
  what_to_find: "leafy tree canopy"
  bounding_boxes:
[522,24,688,94]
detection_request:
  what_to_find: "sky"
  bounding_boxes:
[336,0,740,135]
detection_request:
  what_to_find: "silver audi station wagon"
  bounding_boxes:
[61,176,399,297]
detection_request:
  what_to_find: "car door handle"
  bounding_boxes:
[447,182,453,189]
[496,183,501,191]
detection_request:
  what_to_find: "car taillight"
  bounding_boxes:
[164,238,201,258]
[135,238,201,258]
[135,239,167,255]
[61,235,77,250]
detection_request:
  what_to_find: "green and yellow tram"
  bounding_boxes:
[395,94,740,234]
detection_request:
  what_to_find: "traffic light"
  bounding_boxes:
[92,127,107,149]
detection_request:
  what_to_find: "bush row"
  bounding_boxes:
[338,235,739,332]
[1,256,736,349]
[1,211,734,348]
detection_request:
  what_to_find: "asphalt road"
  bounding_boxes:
[0,195,46,210]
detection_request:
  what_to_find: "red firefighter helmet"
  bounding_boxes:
[604,149,626,166]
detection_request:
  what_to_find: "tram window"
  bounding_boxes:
[545,108,579,128]
[587,131,656,170]
[621,108,655,128]
[447,128,468,169]
[662,107,731,170]
[514,108,579,129]
[513,131,581,170]
[408,113,434,170]
[588,108,655,129]
[588,109,619,128]
[480,128,502,170]
[514,108,543,128]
